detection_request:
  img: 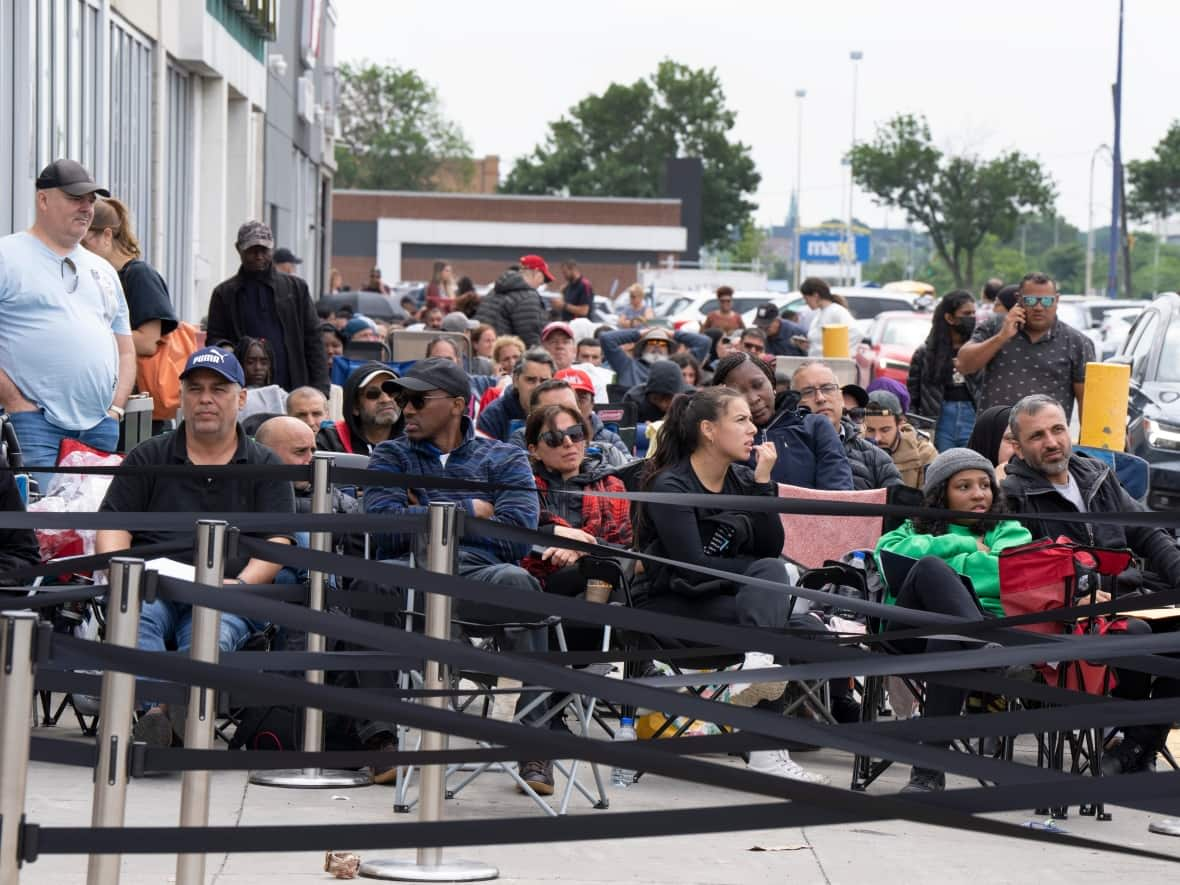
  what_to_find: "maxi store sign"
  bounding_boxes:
[800,231,871,264]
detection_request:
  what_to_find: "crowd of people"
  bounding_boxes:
[2,158,1177,800]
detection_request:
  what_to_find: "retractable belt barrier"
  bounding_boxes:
[2,459,1180,875]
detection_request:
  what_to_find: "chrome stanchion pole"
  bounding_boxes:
[176,520,226,885]
[252,452,370,788]
[0,612,37,885]
[87,558,146,885]
[361,502,498,882]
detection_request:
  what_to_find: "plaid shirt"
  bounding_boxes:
[521,471,633,581]
[364,417,539,564]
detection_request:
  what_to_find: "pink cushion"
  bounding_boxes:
[778,484,886,570]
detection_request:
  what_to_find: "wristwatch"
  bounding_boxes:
[108,404,126,419]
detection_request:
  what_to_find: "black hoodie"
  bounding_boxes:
[315,361,402,456]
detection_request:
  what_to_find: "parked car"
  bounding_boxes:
[673,290,782,332]
[853,311,932,387]
[741,288,922,329]
[1109,293,1180,498]
[317,291,408,323]
[1095,307,1144,361]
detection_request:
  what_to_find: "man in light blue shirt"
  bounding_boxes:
[0,160,135,489]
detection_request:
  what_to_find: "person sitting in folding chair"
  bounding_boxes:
[1002,394,1180,776]
[633,386,830,785]
[875,447,1033,793]
[363,358,559,796]
[519,404,632,598]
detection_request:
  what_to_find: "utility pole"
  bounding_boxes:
[794,88,806,289]
[846,50,863,286]
[1106,0,1125,300]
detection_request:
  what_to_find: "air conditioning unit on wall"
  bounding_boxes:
[297,74,316,125]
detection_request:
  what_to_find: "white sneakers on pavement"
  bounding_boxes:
[728,652,788,708]
[747,748,831,785]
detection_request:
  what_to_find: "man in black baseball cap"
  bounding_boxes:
[206,220,328,394]
[753,301,809,357]
[273,247,302,275]
[35,159,110,198]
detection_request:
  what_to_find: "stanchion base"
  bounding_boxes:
[249,768,373,788]
[359,858,499,881]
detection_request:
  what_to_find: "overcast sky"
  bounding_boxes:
[334,0,1179,234]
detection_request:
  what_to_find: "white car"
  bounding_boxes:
[670,290,784,333]
[740,288,922,328]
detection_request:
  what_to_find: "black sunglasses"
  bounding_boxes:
[362,380,399,401]
[395,390,455,410]
[539,424,587,447]
[846,407,866,423]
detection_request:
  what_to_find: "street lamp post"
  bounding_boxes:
[794,88,806,289]
[1085,143,1112,296]
[846,50,863,286]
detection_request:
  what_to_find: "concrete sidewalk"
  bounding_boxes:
[18,721,1180,885]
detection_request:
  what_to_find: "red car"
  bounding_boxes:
[854,311,932,388]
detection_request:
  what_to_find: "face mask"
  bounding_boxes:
[955,316,976,338]
[640,350,668,365]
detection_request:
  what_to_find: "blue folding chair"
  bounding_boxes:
[1075,446,1149,502]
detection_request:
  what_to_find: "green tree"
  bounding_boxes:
[864,258,905,285]
[1128,121,1180,220]
[502,61,761,250]
[334,61,472,191]
[850,115,1055,289]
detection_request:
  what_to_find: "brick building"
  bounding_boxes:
[331,190,687,296]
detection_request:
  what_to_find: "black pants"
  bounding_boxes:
[1111,616,1180,753]
[882,555,988,721]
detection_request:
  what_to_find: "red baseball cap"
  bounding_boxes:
[555,368,595,395]
[519,254,554,282]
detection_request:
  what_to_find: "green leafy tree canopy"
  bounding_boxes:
[502,60,761,249]
[849,114,1055,289]
[1128,120,1180,220]
[334,60,472,191]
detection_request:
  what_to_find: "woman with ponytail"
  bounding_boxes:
[82,197,176,359]
[907,289,979,451]
[634,387,831,785]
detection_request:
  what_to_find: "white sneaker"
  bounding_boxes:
[747,749,831,785]
[728,652,787,708]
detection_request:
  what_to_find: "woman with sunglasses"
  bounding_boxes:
[520,405,632,597]
[634,386,831,785]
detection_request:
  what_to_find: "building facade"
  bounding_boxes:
[332,190,687,297]
[0,0,337,322]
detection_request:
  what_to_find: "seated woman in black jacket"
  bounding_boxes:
[634,386,829,785]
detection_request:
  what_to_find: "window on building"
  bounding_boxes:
[165,63,195,320]
[108,13,153,259]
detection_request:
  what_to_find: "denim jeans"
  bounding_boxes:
[934,400,976,452]
[6,409,119,492]
[137,598,253,655]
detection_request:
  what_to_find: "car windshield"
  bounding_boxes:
[879,317,931,349]
[1159,318,1180,383]
[660,296,692,316]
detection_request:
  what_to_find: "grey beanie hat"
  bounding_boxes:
[923,447,997,497]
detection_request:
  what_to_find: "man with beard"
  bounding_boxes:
[599,326,711,388]
[1003,393,1180,777]
[316,363,401,456]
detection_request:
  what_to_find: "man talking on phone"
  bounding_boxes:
[955,271,1093,421]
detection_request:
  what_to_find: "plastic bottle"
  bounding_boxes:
[850,550,867,572]
[611,717,637,788]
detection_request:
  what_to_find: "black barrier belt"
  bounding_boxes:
[140,573,1180,796]
[255,536,1180,690]
[4,458,1180,531]
[45,633,1180,862]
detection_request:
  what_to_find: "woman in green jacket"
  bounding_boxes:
[874,447,1032,793]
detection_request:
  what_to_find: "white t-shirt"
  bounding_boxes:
[1053,472,1087,512]
[807,301,857,356]
[0,232,129,429]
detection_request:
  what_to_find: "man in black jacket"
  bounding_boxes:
[473,255,551,347]
[207,221,329,393]
[1003,393,1180,775]
[317,362,401,457]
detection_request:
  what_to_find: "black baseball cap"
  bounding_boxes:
[35,159,109,197]
[273,247,302,265]
[753,303,780,328]
[389,358,471,403]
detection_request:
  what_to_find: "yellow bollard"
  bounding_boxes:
[822,324,850,359]
[1079,361,1131,450]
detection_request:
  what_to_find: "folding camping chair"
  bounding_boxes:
[999,538,1135,821]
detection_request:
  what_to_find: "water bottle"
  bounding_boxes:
[611,717,637,788]
[849,550,867,573]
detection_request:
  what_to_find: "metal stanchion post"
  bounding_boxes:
[87,558,146,885]
[176,520,226,885]
[361,502,498,882]
[251,452,371,788]
[0,612,37,885]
